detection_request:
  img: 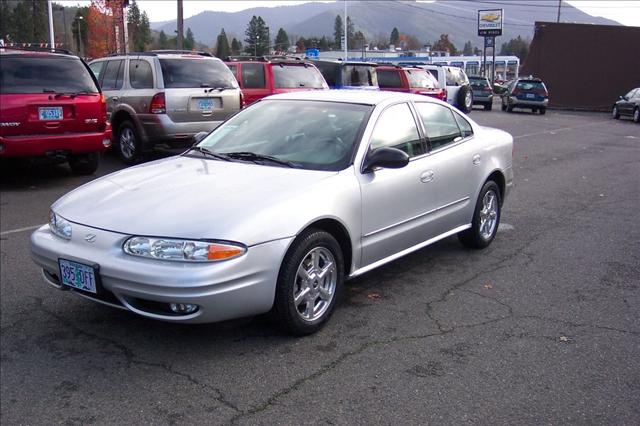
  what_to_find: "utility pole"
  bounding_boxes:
[344,0,348,60]
[556,0,562,23]
[47,0,55,50]
[177,0,184,50]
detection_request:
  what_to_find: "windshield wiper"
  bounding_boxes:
[223,151,298,168]
[187,146,231,161]
[204,86,235,93]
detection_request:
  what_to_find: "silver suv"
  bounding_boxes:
[89,51,241,163]
[421,65,473,113]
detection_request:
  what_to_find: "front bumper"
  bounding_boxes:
[139,114,224,147]
[30,224,292,324]
[0,127,112,158]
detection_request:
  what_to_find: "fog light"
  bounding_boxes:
[169,303,198,314]
[102,138,111,147]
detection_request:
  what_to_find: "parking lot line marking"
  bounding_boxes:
[0,224,43,237]
[514,119,611,140]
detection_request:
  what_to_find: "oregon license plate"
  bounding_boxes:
[58,259,97,293]
[196,99,214,111]
[39,106,63,120]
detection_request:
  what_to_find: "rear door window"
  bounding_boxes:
[315,62,338,86]
[101,60,124,91]
[159,58,237,88]
[240,63,266,89]
[377,69,402,88]
[129,59,154,89]
[0,56,99,94]
[272,64,326,89]
[414,103,462,150]
[89,61,105,83]
[406,70,438,88]
[370,103,424,157]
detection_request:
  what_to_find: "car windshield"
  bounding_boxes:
[0,56,99,94]
[196,100,372,171]
[159,58,238,88]
[406,70,438,88]
[342,65,378,87]
[272,64,327,89]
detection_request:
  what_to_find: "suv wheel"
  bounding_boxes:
[457,86,472,113]
[68,152,99,175]
[117,120,141,164]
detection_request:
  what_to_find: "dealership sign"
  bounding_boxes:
[478,9,504,36]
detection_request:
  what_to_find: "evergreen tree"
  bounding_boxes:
[463,40,473,55]
[183,27,195,50]
[9,0,48,44]
[215,28,230,58]
[499,36,529,60]
[158,30,169,49]
[333,15,343,47]
[319,36,329,51]
[346,16,355,49]
[354,30,366,50]
[244,15,268,56]
[137,12,152,50]
[0,2,15,42]
[274,27,289,51]
[230,37,241,55]
[390,27,399,46]
[71,7,89,54]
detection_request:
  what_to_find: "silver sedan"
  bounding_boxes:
[30,91,514,335]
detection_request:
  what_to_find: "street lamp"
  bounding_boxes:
[76,16,84,57]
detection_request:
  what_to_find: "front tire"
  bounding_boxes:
[68,152,99,175]
[459,181,501,249]
[633,107,639,123]
[612,105,620,119]
[273,229,344,335]
[117,120,141,164]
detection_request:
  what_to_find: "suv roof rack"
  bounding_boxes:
[148,50,213,57]
[224,55,307,63]
[1,45,74,55]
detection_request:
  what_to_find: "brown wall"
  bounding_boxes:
[521,22,640,111]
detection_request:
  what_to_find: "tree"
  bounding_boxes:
[6,0,48,44]
[244,15,268,56]
[184,27,195,50]
[346,16,355,49]
[215,28,230,58]
[230,37,242,55]
[432,34,457,55]
[158,30,169,49]
[333,15,343,47]
[274,27,289,51]
[318,36,329,51]
[127,1,151,51]
[390,27,399,46]
[71,7,89,54]
[296,37,305,53]
[499,35,530,61]
[353,30,366,50]
[463,40,473,55]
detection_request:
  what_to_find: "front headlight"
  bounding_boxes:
[49,210,72,240]
[123,236,246,262]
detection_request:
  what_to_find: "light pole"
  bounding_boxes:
[76,16,84,57]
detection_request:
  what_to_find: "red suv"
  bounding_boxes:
[225,57,328,106]
[0,48,112,174]
[377,65,446,101]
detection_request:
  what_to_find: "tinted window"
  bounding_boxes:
[315,62,338,86]
[516,80,545,91]
[101,60,124,91]
[272,64,326,89]
[406,69,438,88]
[159,58,237,89]
[469,78,490,90]
[89,61,105,83]
[415,103,461,150]
[129,59,153,89]
[377,69,402,88]
[199,100,372,171]
[241,63,266,89]
[426,68,439,81]
[342,65,378,87]
[370,103,423,157]
[0,57,99,94]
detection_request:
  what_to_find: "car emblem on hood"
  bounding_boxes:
[84,234,97,243]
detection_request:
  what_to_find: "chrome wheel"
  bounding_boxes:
[479,189,498,240]
[293,247,337,322]
[119,127,136,160]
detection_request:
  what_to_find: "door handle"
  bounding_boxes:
[420,170,434,183]
[472,154,481,165]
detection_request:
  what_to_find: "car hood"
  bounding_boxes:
[53,155,337,244]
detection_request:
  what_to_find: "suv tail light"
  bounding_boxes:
[150,92,166,114]
[100,94,108,124]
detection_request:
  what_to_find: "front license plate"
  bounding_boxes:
[197,99,215,111]
[526,93,535,99]
[39,106,63,120]
[58,259,97,294]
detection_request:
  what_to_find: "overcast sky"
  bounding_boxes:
[57,0,640,27]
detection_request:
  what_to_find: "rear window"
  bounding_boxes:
[516,80,545,91]
[406,70,438,89]
[315,62,339,86]
[159,58,238,89]
[0,56,99,94]
[342,65,378,87]
[426,69,440,82]
[469,78,490,89]
[272,64,326,89]
[377,69,402,88]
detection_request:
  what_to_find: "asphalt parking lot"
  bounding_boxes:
[1,106,639,425]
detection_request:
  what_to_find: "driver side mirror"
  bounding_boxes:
[192,131,209,145]
[363,147,410,173]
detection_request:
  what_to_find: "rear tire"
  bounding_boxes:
[68,152,99,175]
[484,103,492,111]
[273,229,344,336]
[459,181,501,249]
[539,107,546,115]
[457,86,473,113]
[117,120,141,164]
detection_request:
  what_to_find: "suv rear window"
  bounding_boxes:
[469,78,490,89]
[377,69,402,88]
[0,56,99,94]
[272,64,326,89]
[342,65,377,87]
[406,70,438,89]
[516,80,545,91]
[315,62,339,86]
[159,58,237,89]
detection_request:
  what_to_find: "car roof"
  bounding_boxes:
[0,48,78,59]
[263,90,439,106]
[313,59,376,66]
